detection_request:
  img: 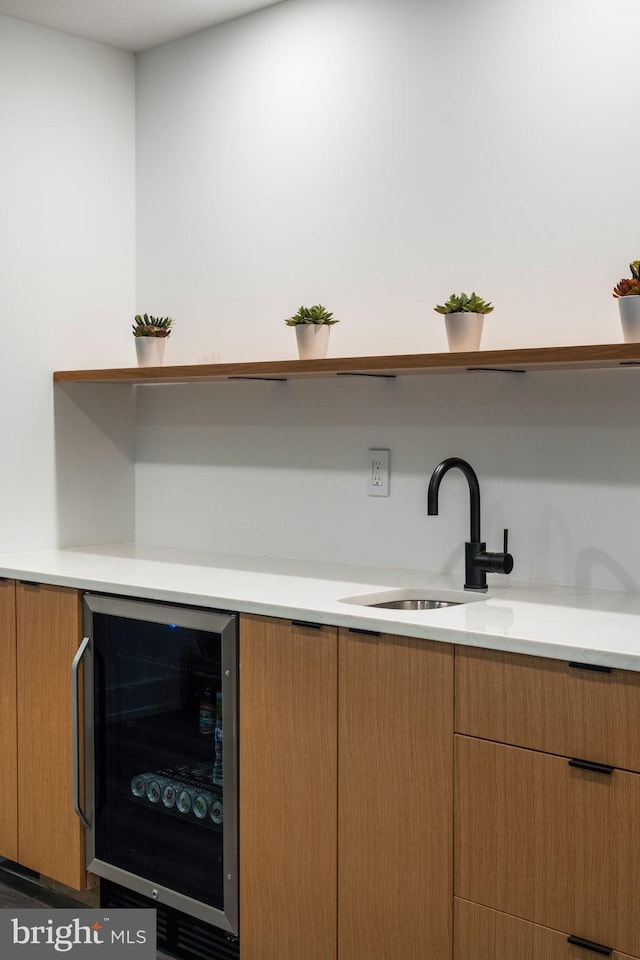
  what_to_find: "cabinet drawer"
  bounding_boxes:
[455,735,640,958]
[455,646,640,771]
[455,899,639,960]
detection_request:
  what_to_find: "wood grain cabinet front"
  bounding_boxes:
[0,580,87,889]
[0,579,17,861]
[239,615,338,960]
[338,629,453,960]
[239,616,454,960]
[455,898,640,960]
[455,646,640,772]
[455,645,640,958]
[15,581,87,890]
[455,735,640,958]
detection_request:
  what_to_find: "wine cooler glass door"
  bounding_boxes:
[83,595,237,935]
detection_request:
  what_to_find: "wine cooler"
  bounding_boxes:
[74,594,238,936]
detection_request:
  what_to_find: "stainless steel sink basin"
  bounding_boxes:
[369,598,461,610]
[339,588,487,609]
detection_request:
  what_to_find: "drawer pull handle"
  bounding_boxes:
[568,661,612,674]
[568,758,614,776]
[567,935,612,956]
[348,628,381,637]
[291,620,323,629]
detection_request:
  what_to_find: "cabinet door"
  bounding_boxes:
[16,582,86,889]
[339,630,454,960]
[239,615,337,960]
[0,579,17,860]
[455,735,640,958]
[455,898,639,960]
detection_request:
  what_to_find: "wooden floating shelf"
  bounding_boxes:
[53,343,640,385]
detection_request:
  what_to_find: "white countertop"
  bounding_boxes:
[1,543,640,670]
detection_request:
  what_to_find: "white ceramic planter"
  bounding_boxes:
[444,312,484,352]
[618,296,640,343]
[295,324,331,360]
[135,337,166,367]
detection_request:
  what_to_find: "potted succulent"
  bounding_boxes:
[434,292,494,352]
[132,313,174,367]
[284,304,338,360]
[613,262,640,343]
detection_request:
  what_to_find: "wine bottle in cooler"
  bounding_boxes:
[212,691,223,785]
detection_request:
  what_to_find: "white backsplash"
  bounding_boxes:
[134,370,640,592]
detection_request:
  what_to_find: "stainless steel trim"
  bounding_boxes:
[82,594,239,937]
[83,592,235,638]
[86,858,237,933]
[221,620,238,937]
[71,635,91,828]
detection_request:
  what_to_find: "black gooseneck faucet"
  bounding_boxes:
[427,457,514,591]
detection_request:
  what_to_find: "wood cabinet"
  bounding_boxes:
[16,581,86,889]
[456,735,640,956]
[0,580,87,889]
[455,645,640,959]
[6,581,640,953]
[455,898,639,960]
[0,579,17,861]
[239,616,454,960]
[239,615,338,960]
[456,646,640,771]
[338,629,453,960]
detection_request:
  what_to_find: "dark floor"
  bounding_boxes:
[0,861,173,959]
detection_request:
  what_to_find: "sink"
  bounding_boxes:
[339,588,487,609]
[369,598,460,610]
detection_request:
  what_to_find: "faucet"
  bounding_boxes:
[427,457,513,591]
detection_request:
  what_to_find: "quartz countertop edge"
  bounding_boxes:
[1,543,640,671]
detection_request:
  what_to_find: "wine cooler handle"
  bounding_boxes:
[71,636,91,828]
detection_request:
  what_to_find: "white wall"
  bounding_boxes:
[0,15,136,550]
[134,371,640,591]
[136,0,638,362]
[132,0,640,590]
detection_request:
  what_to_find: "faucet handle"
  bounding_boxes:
[476,529,514,577]
[498,528,514,575]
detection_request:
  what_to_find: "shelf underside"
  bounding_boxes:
[53,343,640,385]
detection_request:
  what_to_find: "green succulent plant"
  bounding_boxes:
[613,262,640,298]
[434,292,494,315]
[132,313,175,338]
[284,304,338,326]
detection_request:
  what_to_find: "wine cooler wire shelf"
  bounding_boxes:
[128,763,223,826]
